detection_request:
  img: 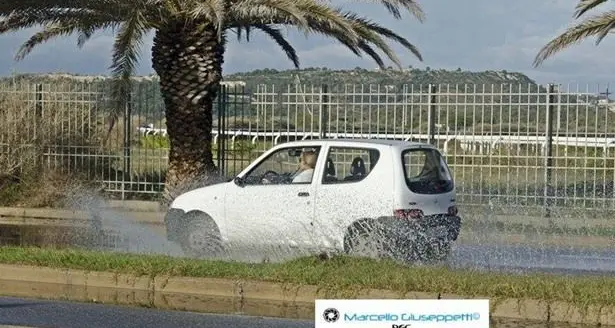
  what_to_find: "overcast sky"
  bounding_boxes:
[1,0,615,86]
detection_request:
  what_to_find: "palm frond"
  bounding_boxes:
[534,10,615,67]
[345,13,422,64]
[574,0,608,18]
[253,24,299,67]
[14,20,117,60]
[107,10,149,141]
[0,8,109,34]
[228,0,422,69]
[355,0,424,21]
[357,41,385,67]
[0,0,144,16]
[235,26,252,41]
[229,0,360,42]
[189,0,226,37]
[230,0,306,32]
[15,24,81,60]
[311,21,400,69]
[165,0,185,13]
[77,27,94,47]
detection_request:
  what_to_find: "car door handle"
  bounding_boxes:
[298,192,309,197]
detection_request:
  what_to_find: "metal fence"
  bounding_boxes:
[2,80,615,214]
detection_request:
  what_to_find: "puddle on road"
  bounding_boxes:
[0,279,610,328]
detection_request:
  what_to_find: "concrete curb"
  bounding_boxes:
[0,264,613,325]
[0,207,164,227]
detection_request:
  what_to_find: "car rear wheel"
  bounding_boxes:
[425,239,453,263]
[179,213,224,259]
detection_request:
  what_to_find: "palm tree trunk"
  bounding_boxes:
[151,22,226,205]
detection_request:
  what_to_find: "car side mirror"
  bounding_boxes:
[234,176,245,187]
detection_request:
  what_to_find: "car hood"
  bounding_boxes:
[170,180,230,210]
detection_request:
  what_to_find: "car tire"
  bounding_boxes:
[426,239,453,263]
[179,212,224,259]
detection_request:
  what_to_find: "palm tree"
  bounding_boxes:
[534,0,613,67]
[1,0,425,203]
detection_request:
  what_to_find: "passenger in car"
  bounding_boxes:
[292,150,318,183]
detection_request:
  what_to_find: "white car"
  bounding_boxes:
[164,139,462,262]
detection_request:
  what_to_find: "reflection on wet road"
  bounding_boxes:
[450,243,615,275]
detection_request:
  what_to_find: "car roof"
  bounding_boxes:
[277,138,436,149]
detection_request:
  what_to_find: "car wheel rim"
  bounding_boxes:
[431,240,441,252]
[188,229,212,252]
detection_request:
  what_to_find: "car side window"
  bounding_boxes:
[321,146,380,184]
[242,146,322,185]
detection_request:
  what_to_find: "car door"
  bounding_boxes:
[313,145,391,252]
[224,144,322,253]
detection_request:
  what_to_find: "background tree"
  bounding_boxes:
[0,0,425,204]
[534,0,613,66]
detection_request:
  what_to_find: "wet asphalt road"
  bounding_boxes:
[0,296,595,328]
[450,243,615,276]
[0,296,313,328]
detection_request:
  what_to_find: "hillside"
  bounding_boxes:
[1,68,611,135]
[0,67,542,91]
[223,67,539,92]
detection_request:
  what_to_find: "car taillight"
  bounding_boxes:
[394,209,423,219]
[448,205,458,216]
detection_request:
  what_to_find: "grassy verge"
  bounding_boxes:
[0,246,614,307]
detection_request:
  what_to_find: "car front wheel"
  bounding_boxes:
[179,213,225,259]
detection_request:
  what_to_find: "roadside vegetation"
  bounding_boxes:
[0,246,613,307]
[0,86,111,207]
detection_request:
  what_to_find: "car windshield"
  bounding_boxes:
[401,148,454,194]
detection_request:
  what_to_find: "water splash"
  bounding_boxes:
[55,184,615,276]
[63,186,183,257]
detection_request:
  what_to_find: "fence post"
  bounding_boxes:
[34,84,43,172]
[427,84,437,145]
[122,91,132,201]
[216,84,227,177]
[319,84,329,139]
[544,83,556,219]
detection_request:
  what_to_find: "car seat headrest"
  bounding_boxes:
[325,158,336,176]
[350,157,366,175]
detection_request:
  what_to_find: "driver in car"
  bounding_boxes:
[292,150,317,183]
